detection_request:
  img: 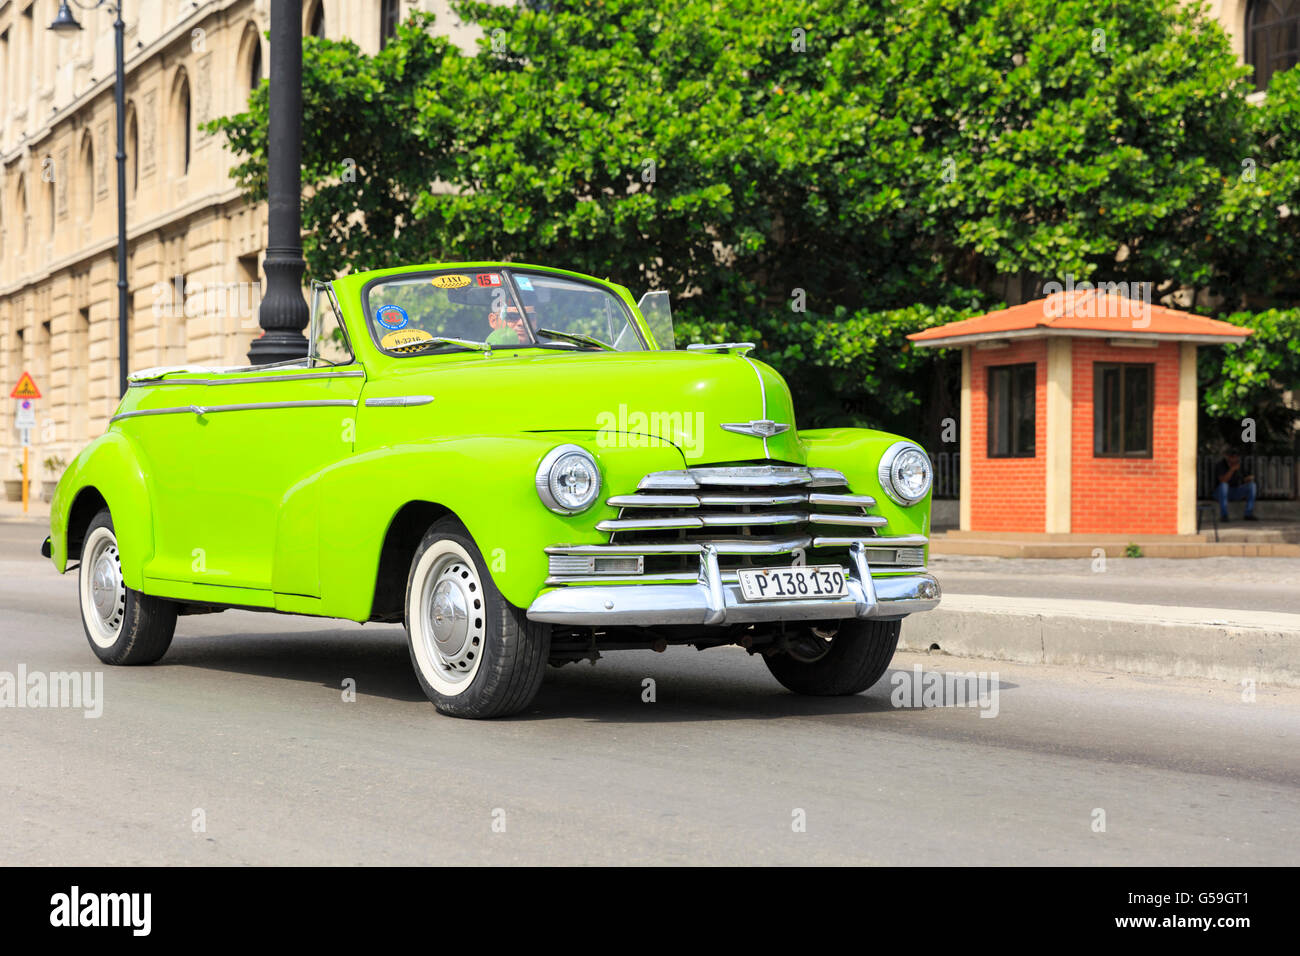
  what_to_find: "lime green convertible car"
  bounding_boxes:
[46,263,940,717]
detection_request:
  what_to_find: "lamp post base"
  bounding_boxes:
[247,329,310,365]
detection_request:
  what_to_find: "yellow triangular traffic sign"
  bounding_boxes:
[10,371,40,399]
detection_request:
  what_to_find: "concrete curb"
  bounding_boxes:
[898,594,1300,688]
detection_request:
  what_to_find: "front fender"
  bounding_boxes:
[799,428,932,546]
[283,431,686,619]
[50,430,156,589]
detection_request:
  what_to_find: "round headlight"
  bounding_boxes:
[536,444,602,514]
[878,441,932,506]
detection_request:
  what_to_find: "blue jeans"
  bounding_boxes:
[1216,480,1256,517]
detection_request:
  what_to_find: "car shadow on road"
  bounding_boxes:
[525,662,1018,724]
[159,625,1016,722]
[159,627,430,704]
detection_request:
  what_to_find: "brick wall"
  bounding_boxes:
[1070,340,1181,534]
[969,340,1047,531]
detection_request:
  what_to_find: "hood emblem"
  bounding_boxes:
[721,419,790,438]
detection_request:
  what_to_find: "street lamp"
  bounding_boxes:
[49,0,131,398]
[248,0,309,365]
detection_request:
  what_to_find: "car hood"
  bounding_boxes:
[368,348,806,465]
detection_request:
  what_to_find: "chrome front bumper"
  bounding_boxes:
[526,541,941,627]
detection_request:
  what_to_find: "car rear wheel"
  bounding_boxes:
[763,618,900,696]
[404,518,550,718]
[78,509,177,665]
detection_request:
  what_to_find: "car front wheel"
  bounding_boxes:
[404,518,550,718]
[78,509,177,665]
[763,618,900,696]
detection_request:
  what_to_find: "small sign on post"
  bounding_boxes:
[11,372,40,515]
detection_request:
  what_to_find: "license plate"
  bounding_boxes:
[736,565,847,601]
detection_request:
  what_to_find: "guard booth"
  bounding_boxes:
[907,289,1251,535]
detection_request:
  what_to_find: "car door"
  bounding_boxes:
[141,286,364,598]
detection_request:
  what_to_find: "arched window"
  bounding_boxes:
[126,107,139,197]
[250,38,262,88]
[16,174,28,249]
[82,136,94,217]
[1247,0,1300,90]
[44,159,55,238]
[307,0,325,38]
[172,70,192,175]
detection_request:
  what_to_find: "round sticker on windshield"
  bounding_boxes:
[432,274,471,289]
[381,328,433,352]
[376,305,409,330]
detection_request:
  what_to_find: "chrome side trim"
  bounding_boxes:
[686,342,756,354]
[363,395,435,407]
[128,370,366,387]
[110,399,358,422]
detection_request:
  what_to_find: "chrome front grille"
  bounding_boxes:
[545,463,927,585]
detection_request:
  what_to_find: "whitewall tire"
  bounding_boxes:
[404,517,550,718]
[77,509,177,665]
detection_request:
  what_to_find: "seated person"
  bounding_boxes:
[1214,450,1257,521]
[485,305,532,345]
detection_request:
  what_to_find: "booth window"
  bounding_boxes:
[987,363,1037,458]
[1094,363,1153,458]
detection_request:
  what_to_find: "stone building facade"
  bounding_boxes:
[0,0,473,498]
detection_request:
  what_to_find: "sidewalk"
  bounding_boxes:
[0,497,49,523]
[931,526,1300,558]
[906,557,1300,687]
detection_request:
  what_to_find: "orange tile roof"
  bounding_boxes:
[908,289,1252,346]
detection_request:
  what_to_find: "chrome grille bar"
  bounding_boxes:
[637,464,849,490]
[808,513,888,527]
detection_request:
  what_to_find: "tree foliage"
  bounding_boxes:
[208,0,1300,446]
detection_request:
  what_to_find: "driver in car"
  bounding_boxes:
[486,304,534,345]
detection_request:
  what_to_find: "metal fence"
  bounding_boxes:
[1197,455,1297,500]
[932,452,960,499]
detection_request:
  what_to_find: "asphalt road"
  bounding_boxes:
[2,518,1298,865]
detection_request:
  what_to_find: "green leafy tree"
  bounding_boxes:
[208,0,1297,446]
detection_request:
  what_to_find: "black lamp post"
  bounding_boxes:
[247,0,309,365]
[49,0,130,397]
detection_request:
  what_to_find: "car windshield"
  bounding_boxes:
[364,269,646,355]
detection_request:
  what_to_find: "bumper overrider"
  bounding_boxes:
[526,541,941,627]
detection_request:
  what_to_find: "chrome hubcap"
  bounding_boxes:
[422,560,484,680]
[91,551,121,622]
[82,530,126,644]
